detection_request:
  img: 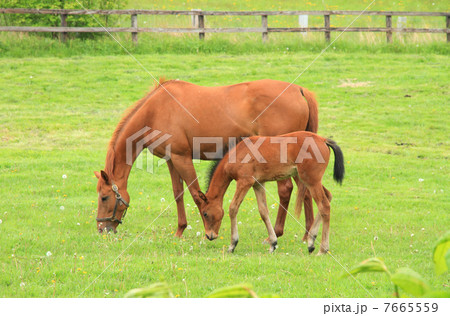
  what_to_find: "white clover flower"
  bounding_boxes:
[196,232,201,237]
[62,174,67,179]
[60,206,65,210]
[20,282,25,288]
[374,236,378,241]
[186,225,192,230]
[77,223,80,226]
[187,204,191,207]
[418,178,424,182]
[161,198,166,203]
[29,76,33,79]
[421,228,425,231]
[238,221,242,225]
[411,233,414,237]
[46,251,52,257]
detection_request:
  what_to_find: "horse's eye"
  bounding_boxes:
[101,196,109,202]
[203,212,208,218]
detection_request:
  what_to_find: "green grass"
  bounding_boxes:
[0,49,448,297]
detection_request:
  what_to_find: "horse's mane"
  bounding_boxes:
[206,138,244,192]
[105,77,174,174]
[206,159,222,192]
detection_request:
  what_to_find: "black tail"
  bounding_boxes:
[325,139,345,185]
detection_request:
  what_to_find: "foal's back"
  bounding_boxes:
[224,131,331,185]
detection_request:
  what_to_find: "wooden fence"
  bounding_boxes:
[0,8,448,43]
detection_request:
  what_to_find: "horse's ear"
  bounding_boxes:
[198,191,208,204]
[100,170,110,184]
[94,171,101,179]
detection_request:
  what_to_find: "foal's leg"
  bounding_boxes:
[303,190,314,242]
[307,184,331,255]
[273,179,293,238]
[253,182,278,253]
[228,180,253,253]
[167,160,187,237]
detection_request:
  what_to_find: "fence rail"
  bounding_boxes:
[1,8,448,43]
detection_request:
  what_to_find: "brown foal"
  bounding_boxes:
[198,131,344,255]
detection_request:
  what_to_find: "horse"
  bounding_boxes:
[198,131,344,255]
[94,79,319,238]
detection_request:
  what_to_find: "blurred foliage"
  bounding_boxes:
[124,283,279,298]
[0,0,127,38]
[343,231,450,298]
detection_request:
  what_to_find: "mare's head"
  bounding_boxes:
[94,170,130,233]
[198,191,224,241]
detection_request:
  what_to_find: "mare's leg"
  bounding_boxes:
[167,160,187,237]
[273,179,293,238]
[307,184,331,255]
[169,154,204,207]
[292,177,315,242]
[253,182,278,253]
[228,179,254,253]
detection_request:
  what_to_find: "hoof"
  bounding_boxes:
[269,240,278,253]
[308,246,315,254]
[174,226,186,238]
[228,246,235,253]
[317,251,328,256]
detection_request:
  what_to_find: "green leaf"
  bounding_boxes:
[206,284,258,298]
[124,282,174,298]
[424,290,450,298]
[343,257,390,278]
[390,268,430,297]
[433,231,450,275]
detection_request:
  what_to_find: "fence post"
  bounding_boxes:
[386,15,392,43]
[446,15,449,42]
[198,13,205,40]
[324,14,330,42]
[261,15,268,42]
[298,14,308,38]
[131,14,138,44]
[60,14,67,43]
[191,9,201,27]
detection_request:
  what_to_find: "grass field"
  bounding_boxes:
[0,45,448,297]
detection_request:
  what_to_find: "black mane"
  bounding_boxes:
[206,159,222,192]
[205,137,246,192]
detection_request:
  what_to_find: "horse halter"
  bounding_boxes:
[96,183,129,225]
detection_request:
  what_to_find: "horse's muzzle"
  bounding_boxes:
[205,232,217,241]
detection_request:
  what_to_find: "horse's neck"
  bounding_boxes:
[107,107,156,187]
[206,162,232,203]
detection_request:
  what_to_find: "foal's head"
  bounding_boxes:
[94,170,130,233]
[198,191,224,241]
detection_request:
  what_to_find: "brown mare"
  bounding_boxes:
[199,131,344,255]
[94,79,319,238]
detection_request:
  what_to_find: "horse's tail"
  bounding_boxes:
[325,139,345,185]
[300,87,319,133]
